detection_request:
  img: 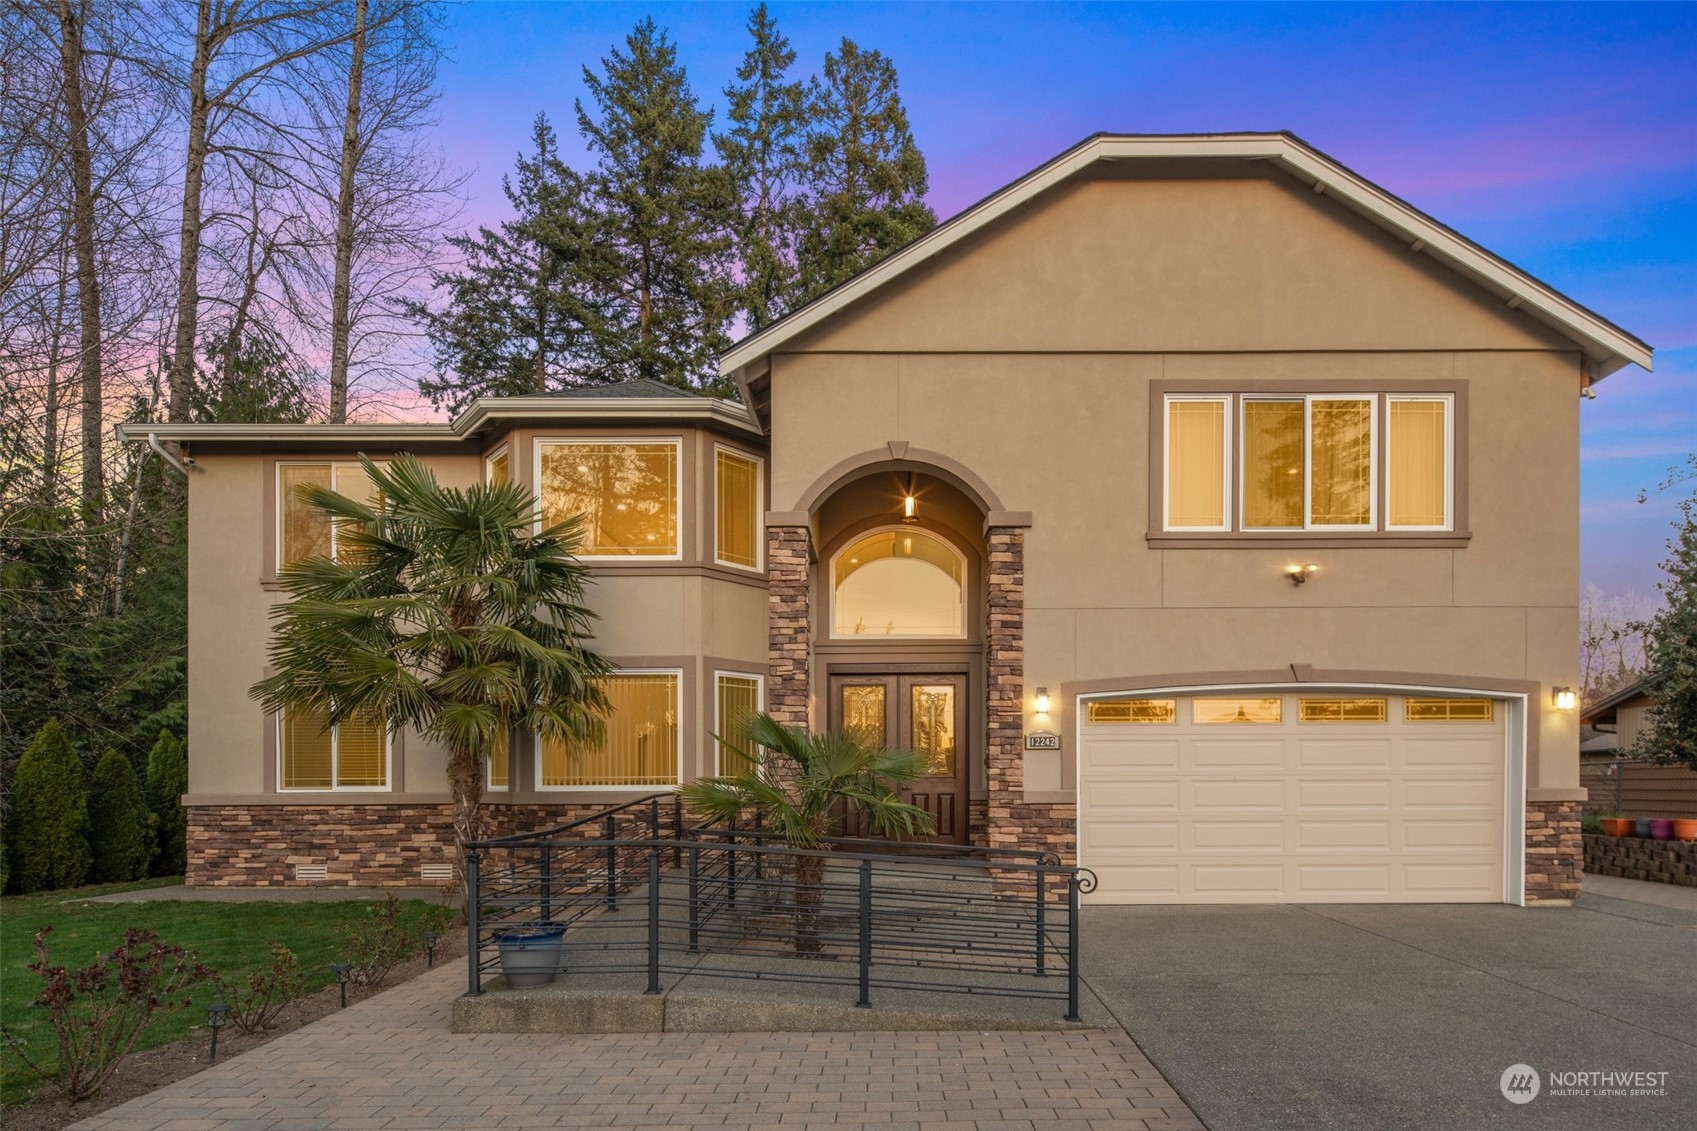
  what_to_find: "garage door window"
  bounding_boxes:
[1405,697,1494,722]
[1193,697,1282,724]
[1087,698,1177,724]
[1299,697,1388,723]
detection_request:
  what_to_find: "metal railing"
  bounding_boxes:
[465,807,1097,1021]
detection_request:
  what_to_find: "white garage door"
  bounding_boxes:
[1079,691,1506,904]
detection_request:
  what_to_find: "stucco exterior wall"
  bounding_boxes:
[183,426,768,809]
[765,170,1582,797]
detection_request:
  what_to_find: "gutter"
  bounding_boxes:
[148,431,193,476]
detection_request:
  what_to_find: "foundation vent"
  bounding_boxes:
[420,863,455,882]
[294,863,328,882]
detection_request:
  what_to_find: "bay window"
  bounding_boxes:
[714,671,763,772]
[537,440,679,557]
[715,447,761,570]
[1162,392,1454,534]
[539,671,679,787]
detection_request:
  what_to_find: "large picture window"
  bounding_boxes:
[537,440,679,557]
[278,462,384,568]
[831,529,966,639]
[1162,393,1453,534]
[715,448,761,570]
[279,705,389,790]
[539,672,680,787]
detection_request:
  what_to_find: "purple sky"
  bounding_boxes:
[432,2,1696,598]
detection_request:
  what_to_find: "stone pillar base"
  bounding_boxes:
[1524,800,1582,904]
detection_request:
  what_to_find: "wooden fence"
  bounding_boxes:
[1580,758,1697,819]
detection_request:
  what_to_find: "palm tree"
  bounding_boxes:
[680,713,934,953]
[250,454,612,905]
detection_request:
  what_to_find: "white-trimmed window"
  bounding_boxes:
[486,728,510,791]
[486,445,510,487]
[714,671,764,773]
[277,461,385,568]
[714,447,762,571]
[1162,393,1453,533]
[278,705,390,791]
[538,670,680,788]
[831,528,967,639]
[536,439,680,558]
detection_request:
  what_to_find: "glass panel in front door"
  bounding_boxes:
[909,684,956,776]
[840,684,886,747]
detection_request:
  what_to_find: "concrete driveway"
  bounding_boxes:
[1082,886,1697,1130]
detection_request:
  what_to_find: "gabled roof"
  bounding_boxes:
[721,132,1653,399]
[1580,676,1653,725]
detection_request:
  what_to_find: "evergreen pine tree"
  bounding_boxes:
[575,18,737,390]
[146,728,190,876]
[89,748,154,883]
[1634,460,1697,769]
[714,4,808,331]
[407,115,607,413]
[10,719,91,893]
[797,38,936,299]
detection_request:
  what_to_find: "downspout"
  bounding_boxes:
[148,432,193,475]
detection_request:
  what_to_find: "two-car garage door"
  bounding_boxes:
[1078,691,1507,904]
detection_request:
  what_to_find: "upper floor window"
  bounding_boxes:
[537,439,679,558]
[715,447,762,570]
[1162,393,1452,533]
[279,705,389,791]
[831,528,965,639]
[278,462,384,568]
[486,446,510,487]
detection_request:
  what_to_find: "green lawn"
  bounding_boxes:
[0,880,443,1106]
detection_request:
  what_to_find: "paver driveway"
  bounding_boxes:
[71,962,1201,1131]
[1083,887,1697,1131]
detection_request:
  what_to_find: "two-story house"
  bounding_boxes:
[125,132,1651,905]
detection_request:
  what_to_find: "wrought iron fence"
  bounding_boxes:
[465,808,1096,1021]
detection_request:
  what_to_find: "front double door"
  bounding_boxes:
[827,672,969,844]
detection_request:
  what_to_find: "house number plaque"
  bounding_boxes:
[1025,732,1060,750]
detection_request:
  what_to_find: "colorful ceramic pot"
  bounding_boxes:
[1672,819,1697,841]
[1601,817,1634,837]
[1650,819,1674,841]
[1635,818,1654,838]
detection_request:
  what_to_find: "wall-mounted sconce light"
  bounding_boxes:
[1035,687,1051,715]
[1286,563,1320,586]
[900,472,919,523]
[1552,686,1577,711]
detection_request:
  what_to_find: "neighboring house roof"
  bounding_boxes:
[1580,732,1621,755]
[721,131,1653,403]
[1580,677,1652,727]
[116,380,761,452]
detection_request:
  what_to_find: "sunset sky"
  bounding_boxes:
[432,2,1695,598]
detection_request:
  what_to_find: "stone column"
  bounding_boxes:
[985,526,1025,851]
[1524,800,1583,903]
[767,525,812,729]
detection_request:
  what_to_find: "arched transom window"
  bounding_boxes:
[831,529,965,639]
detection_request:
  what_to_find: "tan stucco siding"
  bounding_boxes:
[766,175,1582,798]
[185,440,767,804]
[785,175,1575,359]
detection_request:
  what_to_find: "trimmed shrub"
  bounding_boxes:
[89,749,155,883]
[145,729,188,877]
[10,720,91,893]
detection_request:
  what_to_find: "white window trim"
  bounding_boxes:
[1385,394,1455,532]
[828,525,970,641]
[712,669,765,776]
[275,709,393,793]
[275,460,387,571]
[1162,395,1232,532]
[712,444,765,573]
[535,667,684,791]
[1302,394,1378,531]
[1238,395,1305,533]
[484,443,510,487]
[532,437,684,562]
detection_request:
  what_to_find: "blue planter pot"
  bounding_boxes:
[1634,818,1653,838]
[497,923,566,988]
